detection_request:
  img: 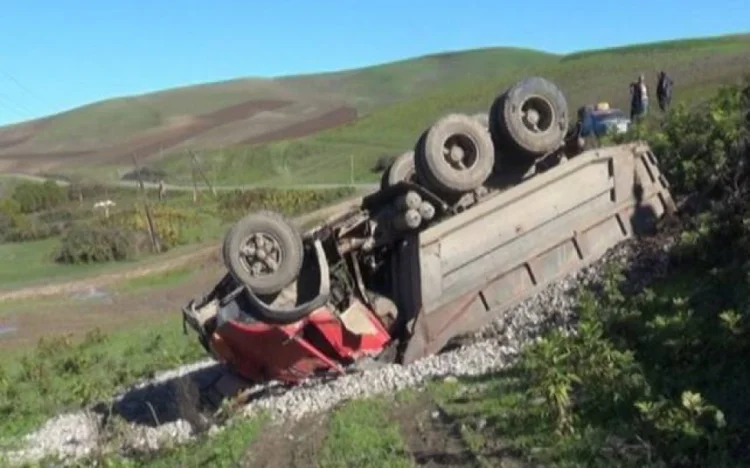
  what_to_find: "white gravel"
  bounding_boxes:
[3,412,103,464]
[2,234,672,466]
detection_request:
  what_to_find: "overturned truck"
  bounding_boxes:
[182,76,676,386]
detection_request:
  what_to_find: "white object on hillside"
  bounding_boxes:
[93,199,116,218]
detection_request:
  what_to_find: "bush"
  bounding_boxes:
[0,199,78,243]
[108,205,198,250]
[3,220,63,243]
[217,187,355,222]
[120,166,167,183]
[0,199,24,241]
[10,180,66,214]
[55,222,151,264]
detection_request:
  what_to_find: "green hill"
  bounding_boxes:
[0,33,748,182]
[0,47,554,159]
[152,33,750,186]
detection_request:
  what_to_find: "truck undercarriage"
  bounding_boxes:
[181,76,676,392]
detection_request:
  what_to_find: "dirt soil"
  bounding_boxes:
[391,393,481,467]
[242,391,527,467]
[244,413,331,468]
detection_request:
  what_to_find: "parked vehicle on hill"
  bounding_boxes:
[578,102,631,138]
[182,76,675,390]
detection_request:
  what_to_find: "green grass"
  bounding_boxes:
[0,238,116,289]
[153,33,750,186]
[0,315,204,439]
[317,398,414,468]
[118,415,270,468]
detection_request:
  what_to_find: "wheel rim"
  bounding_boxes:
[238,232,284,279]
[520,96,554,133]
[442,134,479,171]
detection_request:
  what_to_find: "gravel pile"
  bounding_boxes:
[3,233,673,466]
[3,412,103,465]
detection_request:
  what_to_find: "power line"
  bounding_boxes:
[0,67,48,111]
[0,91,34,121]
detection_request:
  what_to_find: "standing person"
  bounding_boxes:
[629,74,649,121]
[656,71,673,112]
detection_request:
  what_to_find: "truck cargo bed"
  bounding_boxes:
[398,141,675,363]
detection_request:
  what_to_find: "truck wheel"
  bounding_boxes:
[381,150,417,189]
[223,210,304,296]
[490,76,568,158]
[415,113,494,195]
[472,112,489,129]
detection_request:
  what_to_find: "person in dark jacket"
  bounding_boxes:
[656,71,673,112]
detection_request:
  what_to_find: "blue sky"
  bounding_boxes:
[0,0,747,127]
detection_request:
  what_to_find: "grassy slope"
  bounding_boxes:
[153,34,750,186]
[0,315,204,439]
[5,48,555,149]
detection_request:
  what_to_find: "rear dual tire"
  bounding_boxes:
[415,113,495,195]
[489,76,569,159]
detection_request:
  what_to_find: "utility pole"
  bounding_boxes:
[131,154,160,254]
[190,150,217,196]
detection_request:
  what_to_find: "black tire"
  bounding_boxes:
[472,112,489,129]
[381,150,417,189]
[415,114,494,195]
[489,76,568,158]
[222,210,304,295]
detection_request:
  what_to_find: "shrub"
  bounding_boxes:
[217,187,355,222]
[0,199,24,240]
[3,220,63,243]
[120,166,167,183]
[55,222,151,264]
[109,205,198,249]
[10,180,66,214]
